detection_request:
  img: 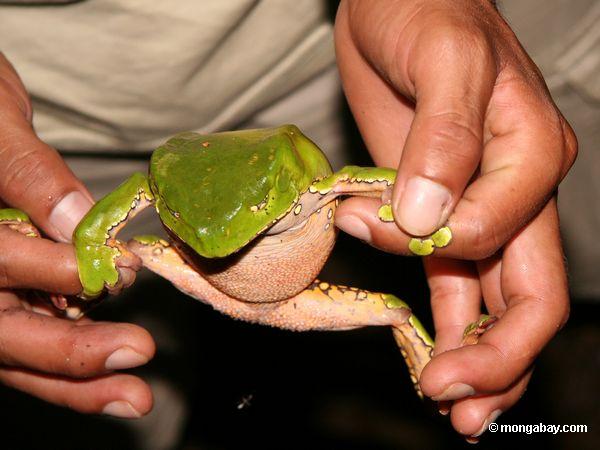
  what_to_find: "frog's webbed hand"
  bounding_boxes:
[310,166,453,256]
[310,166,396,220]
[128,236,434,397]
[74,173,154,300]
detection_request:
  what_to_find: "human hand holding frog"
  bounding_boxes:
[0,0,577,438]
[0,53,154,418]
[334,0,576,441]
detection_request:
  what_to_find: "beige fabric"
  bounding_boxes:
[0,0,335,151]
[1,0,598,300]
[502,0,600,299]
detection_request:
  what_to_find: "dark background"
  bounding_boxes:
[2,228,598,449]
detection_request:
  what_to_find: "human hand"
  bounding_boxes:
[0,53,155,417]
[333,0,575,440]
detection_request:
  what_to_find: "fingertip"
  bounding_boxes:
[450,398,495,437]
[84,321,156,366]
[48,191,94,243]
[109,374,154,417]
[335,197,413,254]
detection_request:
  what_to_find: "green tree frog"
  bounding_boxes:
[0,125,471,398]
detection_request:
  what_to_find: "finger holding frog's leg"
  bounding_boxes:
[73,173,155,300]
[308,167,452,255]
[424,258,482,356]
[129,237,434,397]
[420,200,567,405]
[334,197,450,255]
[310,165,396,219]
[0,211,81,294]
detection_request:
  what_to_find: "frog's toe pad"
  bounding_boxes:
[462,314,497,345]
[408,226,453,256]
[377,204,394,222]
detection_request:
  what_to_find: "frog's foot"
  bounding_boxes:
[407,226,453,256]
[309,166,396,219]
[462,314,497,346]
[129,236,434,398]
[0,208,40,237]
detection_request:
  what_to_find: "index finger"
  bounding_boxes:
[0,227,81,293]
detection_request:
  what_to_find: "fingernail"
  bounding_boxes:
[105,346,149,370]
[102,401,142,419]
[49,191,93,242]
[395,176,451,236]
[472,409,502,438]
[438,402,451,416]
[335,214,372,243]
[431,382,475,401]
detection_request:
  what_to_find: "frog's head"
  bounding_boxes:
[149,125,332,259]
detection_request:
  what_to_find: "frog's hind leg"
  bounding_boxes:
[292,283,435,398]
[129,236,434,397]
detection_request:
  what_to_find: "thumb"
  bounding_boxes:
[0,121,93,243]
[391,31,495,236]
[0,56,93,242]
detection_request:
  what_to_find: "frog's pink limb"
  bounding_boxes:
[128,237,434,396]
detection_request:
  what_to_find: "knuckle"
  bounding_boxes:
[422,112,482,161]
[0,307,23,364]
[427,23,491,60]
[56,327,91,378]
[558,301,570,330]
[560,118,578,173]
[0,77,30,120]
[528,107,574,185]
[0,146,46,197]
[0,259,10,288]
[464,210,503,259]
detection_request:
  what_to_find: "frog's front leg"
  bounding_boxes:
[129,237,434,397]
[311,166,453,255]
[74,172,154,299]
[311,166,397,220]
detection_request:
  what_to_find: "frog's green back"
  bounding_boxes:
[150,125,332,258]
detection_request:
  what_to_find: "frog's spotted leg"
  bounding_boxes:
[0,208,40,237]
[462,314,497,346]
[73,173,155,299]
[308,166,452,255]
[310,166,396,221]
[0,208,88,318]
[128,236,434,397]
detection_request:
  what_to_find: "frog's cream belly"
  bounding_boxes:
[175,201,337,302]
